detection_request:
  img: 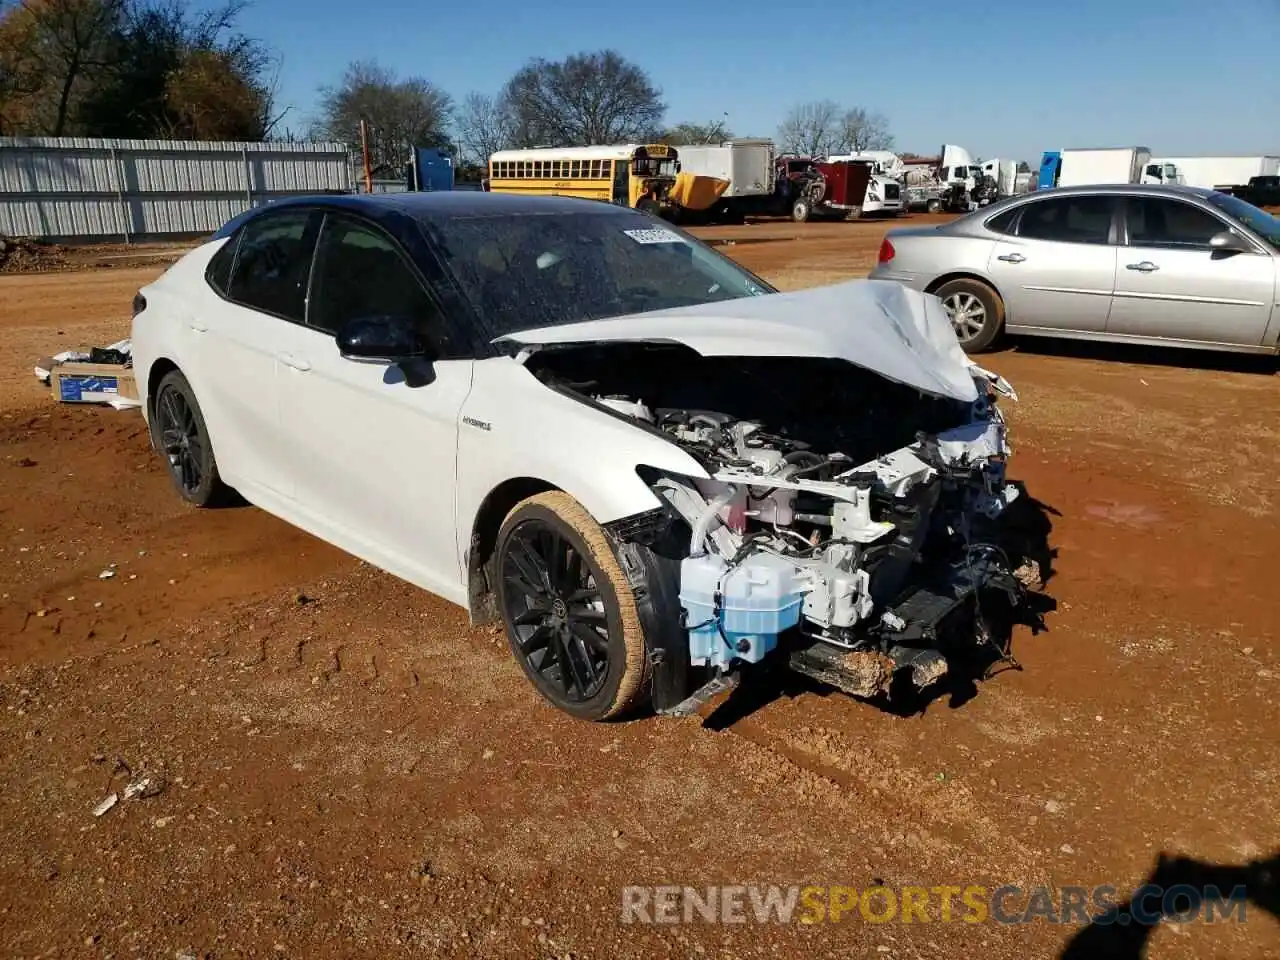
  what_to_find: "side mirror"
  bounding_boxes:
[336,316,437,364]
[1208,230,1250,254]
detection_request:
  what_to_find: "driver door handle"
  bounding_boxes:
[997,253,1025,263]
[278,352,311,372]
[189,320,208,333]
[1126,261,1159,273]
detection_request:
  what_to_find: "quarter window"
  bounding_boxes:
[1017,195,1114,245]
[985,207,1020,235]
[226,210,320,321]
[307,215,443,338]
[1126,197,1228,249]
[205,233,238,295]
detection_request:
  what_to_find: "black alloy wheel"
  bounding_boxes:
[494,492,649,721]
[152,369,228,507]
[502,517,612,703]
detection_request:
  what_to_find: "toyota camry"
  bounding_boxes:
[131,192,1027,721]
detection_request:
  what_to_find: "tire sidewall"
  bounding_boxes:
[792,199,809,222]
[937,280,1003,353]
[154,370,219,506]
[495,501,632,721]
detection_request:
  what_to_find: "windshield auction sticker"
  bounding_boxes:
[623,228,686,245]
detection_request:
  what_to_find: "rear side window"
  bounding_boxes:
[226,210,320,322]
[307,215,443,338]
[1017,196,1114,245]
[205,234,238,295]
[1126,197,1228,249]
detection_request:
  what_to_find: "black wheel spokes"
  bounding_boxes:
[158,388,203,494]
[502,521,611,703]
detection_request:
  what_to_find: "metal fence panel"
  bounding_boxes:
[0,136,354,241]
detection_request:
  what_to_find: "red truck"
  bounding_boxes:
[774,157,873,222]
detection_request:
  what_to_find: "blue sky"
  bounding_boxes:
[225,0,1278,164]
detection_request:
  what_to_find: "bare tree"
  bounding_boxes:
[502,49,664,147]
[313,59,452,172]
[454,91,514,166]
[658,119,732,145]
[776,100,841,156]
[836,107,894,153]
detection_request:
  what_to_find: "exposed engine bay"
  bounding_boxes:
[526,341,1025,705]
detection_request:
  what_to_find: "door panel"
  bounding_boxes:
[276,327,474,598]
[988,194,1119,331]
[196,207,322,497]
[193,297,293,495]
[276,212,475,599]
[1108,197,1278,345]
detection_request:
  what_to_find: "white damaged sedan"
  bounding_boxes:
[132,192,1025,720]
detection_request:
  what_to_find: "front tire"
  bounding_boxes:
[935,278,1005,353]
[151,369,230,507]
[791,198,811,222]
[495,491,648,721]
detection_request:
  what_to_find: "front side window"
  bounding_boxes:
[1017,195,1114,245]
[307,215,442,338]
[1125,197,1228,249]
[226,210,320,321]
[1206,192,1280,252]
[423,208,775,341]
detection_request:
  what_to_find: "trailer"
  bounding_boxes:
[1150,155,1280,190]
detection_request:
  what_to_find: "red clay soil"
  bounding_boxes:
[1,222,1278,959]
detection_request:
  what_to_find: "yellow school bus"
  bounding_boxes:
[486,143,727,218]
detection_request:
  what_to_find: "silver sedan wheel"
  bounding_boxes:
[942,292,986,341]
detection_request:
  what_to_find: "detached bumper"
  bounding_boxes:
[788,550,1022,698]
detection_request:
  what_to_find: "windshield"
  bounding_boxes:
[1207,192,1280,251]
[423,209,775,338]
[633,156,676,178]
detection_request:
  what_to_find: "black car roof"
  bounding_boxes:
[210,191,627,239]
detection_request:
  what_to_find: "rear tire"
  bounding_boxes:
[934,278,1005,353]
[926,198,942,214]
[495,491,649,721]
[151,369,231,507]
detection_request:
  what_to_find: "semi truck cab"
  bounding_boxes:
[1142,161,1184,185]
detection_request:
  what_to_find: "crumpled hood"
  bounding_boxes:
[495,279,983,403]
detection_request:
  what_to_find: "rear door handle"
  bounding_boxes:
[278,352,311,372]
[997,253,1025,263]
[1126,261,1159,273]
[189,321,208,333]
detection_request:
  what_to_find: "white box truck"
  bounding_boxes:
[674,139,776,223]
[1054,147,1152,187]
[1150,156,1280,190]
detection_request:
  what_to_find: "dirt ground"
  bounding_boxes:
[2,216,1279,959]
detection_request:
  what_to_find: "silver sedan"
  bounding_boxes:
[868,184,1280,354]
